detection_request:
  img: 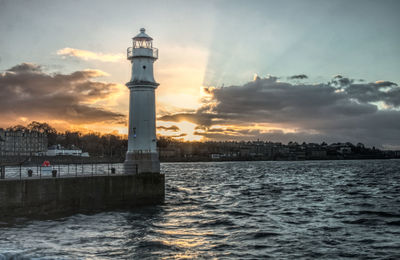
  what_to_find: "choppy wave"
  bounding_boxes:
[1,160,400,259]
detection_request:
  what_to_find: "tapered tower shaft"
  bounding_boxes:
[124,28,160,174]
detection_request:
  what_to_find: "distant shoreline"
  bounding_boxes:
[160,157,400,163]
[1,155,399,166]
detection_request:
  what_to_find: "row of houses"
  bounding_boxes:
[0,129,47,156]
[159,141,400,161]
[2,129,399,161]
[0,129,88,157]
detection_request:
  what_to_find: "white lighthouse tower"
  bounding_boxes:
[124,28,160,174]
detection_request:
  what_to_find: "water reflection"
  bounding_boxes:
[0,160,400,259]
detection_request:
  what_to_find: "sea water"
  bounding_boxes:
[0,160,400,259]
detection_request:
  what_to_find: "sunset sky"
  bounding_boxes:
[1,0,399,148]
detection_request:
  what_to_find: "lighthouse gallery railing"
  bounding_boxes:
[127,47,158,59]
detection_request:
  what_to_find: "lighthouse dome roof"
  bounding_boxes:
[133,28,153,41]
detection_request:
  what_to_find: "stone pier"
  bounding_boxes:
[0,173,164,219]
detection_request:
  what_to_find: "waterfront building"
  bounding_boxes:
[46,144,89,157]
[124,28,160,173]
[0,129,47,156]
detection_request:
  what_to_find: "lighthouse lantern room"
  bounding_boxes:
[124,28,160,174]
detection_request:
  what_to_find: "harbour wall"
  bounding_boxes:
[0,173,164,219]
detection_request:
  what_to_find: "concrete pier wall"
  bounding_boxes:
[0,173,164,219]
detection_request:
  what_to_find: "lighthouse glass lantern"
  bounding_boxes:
[124,28,160,174]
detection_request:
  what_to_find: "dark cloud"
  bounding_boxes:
[288,74,308,80]
[160,75,400,147]
[344,82,400,107]
[373,81,397,88]
[157,125,180,131]
[164,133,187,138]
[0,63,125,126]
[8,63,42,73]
[194,128,342,144]
[331,75,353,86]
[158,112,215,126]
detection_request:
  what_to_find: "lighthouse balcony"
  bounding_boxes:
[127,47,158,59]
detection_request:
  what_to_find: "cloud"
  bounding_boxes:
[57,48,124,62]
[159,75,400,147]
[342,80,400,107]
[0,63,125,128]
[193,128,341,143]
[158,112,215,126]
[157,125,180,131]
[170,133,187,138]
[288,74,308,80]
[8,63,42,73]
[374,81,397,88]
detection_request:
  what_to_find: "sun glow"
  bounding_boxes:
[156,45,208,111]
[157,121,203,141]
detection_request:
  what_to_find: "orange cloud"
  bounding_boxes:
[0,63,126,131]
[57,47,124,62]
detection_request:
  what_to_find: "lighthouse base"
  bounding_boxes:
[124,151,160,174]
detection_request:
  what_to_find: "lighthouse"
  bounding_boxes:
[124,28,160,174]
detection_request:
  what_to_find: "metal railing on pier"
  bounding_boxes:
[0,163,138,180]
